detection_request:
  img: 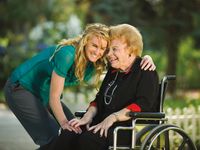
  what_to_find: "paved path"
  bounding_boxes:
[0,104,38,150]
[0,100,88,150]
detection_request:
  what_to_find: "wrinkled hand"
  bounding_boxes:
[61,121,82,134]
[69,117,92,130]
[89,114,116,138]
[140,55,156,71]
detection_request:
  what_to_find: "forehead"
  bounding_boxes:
[110,38,126,47]
[88,35,107,47]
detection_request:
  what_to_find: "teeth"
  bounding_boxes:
[92,55,97,58]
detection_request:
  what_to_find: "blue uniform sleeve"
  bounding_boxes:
[51,45,75,78]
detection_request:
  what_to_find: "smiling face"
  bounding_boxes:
[107,38,135,71]
[85,35,108,63]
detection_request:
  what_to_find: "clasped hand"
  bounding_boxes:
[68,116,92,131]
[68,114,116,138]
[61,121,82,134]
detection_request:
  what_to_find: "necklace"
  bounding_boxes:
[104,72,119,105]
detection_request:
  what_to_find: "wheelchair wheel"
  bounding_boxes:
[136,124,157,145]
[141,124,197,150]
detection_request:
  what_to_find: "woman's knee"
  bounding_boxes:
[49,129,79,150]
[78,131,108,150]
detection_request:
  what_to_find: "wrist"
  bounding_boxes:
[112,113,120,122]
[83,114,92,122]
[60,119,68,128]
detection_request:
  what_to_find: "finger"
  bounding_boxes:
[144,63,151,71]
[71,121,80,127]
[141,59,148,69]
[100,127,104,137]
[104,128,108,138]
[93,125,101,134]
[71,127,78,134]
[151,65,156,71]
[76,119,87,127]
[140,58,145,67]
[86,124,90,130]
[74,122,81,128]
[68,125,79,134]
[153,66,156,70]
[68,119,77,125]
[149,66,153,71]
[76,126,82,134]
[68,120,76,126]
[88,125,96,131]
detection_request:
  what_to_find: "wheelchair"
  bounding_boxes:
[75,75,197,150]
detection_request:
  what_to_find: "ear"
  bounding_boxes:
[126,47,132,57]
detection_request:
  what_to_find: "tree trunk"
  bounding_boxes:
[165,28,180,95]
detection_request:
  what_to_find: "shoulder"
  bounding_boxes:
[140,69,159,84]
[53,45,76,62]
[131,57,159,82]
[57,45,76,57]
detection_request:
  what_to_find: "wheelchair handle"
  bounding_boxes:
[163,75,176,81]
[75,110,86,118]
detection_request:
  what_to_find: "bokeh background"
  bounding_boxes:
[0,0,200,149]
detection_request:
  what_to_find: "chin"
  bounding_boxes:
[89,58,98,63]
[110,64,118,69]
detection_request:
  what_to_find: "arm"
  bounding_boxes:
[49,71,81,133]
[88,107,131,138]
[49,71,66,127]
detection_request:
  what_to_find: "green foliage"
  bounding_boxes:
[143,49,167,77]
[0,0,200,95]
[164,97,200,109]
[177,38,200,89]
[0,0,82,90]
[84,0,200,93]
[144,37,200,90]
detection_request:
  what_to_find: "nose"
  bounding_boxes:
[95,48,104,57]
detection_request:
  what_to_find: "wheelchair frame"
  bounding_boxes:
[75,75,197,150]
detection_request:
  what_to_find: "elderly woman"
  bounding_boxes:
[48,24,159,150]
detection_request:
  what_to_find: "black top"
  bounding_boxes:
[92,57,159,124]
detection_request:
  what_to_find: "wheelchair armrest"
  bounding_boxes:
[74,110,86,118]
[128,112,165,119]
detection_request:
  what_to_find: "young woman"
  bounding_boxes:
[4,23,155,149]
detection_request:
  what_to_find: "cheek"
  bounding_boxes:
[117,55,127,64]
[85,48,91,59]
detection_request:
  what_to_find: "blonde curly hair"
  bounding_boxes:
[56,23,110,86]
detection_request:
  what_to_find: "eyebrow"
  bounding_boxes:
[111,45,119,48]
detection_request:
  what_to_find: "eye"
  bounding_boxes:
[112,47,118,51]
[92,43,98,48]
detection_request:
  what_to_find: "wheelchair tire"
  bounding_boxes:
[136,124,157,145]
[140,124,197,150]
